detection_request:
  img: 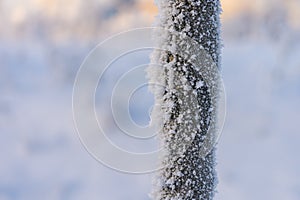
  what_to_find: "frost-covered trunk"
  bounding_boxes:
[148,0,221,199]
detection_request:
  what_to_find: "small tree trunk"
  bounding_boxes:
[149,0,222,199]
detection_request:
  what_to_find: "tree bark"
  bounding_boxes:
[149,0,222,199]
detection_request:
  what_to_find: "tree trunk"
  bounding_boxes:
[149,0,222,199]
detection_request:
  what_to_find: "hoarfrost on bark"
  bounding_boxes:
[148,0,222,199]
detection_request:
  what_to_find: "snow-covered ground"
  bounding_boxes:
[1,0,300,199]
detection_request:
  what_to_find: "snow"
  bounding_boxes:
[196,81,204,89]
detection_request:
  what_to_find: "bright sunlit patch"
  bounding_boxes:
[285,0,300,28]
[11,5,27,24]
[137,0,158,18]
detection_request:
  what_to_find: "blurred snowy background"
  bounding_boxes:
[1,0,300,199]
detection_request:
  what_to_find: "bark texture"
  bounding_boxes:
[149,0,222,199]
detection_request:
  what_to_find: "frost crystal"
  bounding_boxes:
[148,0,222,199]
